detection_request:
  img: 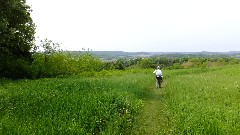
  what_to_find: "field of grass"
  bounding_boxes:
[162,65,240,134]
[1,65,240,134]
[0,70,153,134]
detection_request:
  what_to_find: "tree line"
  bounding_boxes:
[103,56,240,70]
[14,44,240,78]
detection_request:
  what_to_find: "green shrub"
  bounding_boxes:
[0,56,31,79]
[30,53,103,78]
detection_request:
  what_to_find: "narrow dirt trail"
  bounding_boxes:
[134,83,170,134]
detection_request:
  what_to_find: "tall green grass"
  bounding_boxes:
[163,65,240,134]
[2,65,239,134]
[0,70,153,134]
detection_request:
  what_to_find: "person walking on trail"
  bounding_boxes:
[153,66,163,88]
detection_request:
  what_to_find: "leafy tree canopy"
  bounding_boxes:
[0,0,35,59]
[0,0,35,78]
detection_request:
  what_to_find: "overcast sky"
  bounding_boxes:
[26,0,240,52]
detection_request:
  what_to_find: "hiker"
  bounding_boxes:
[153,66,163,88]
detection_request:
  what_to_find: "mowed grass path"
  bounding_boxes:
[134,82,170,134]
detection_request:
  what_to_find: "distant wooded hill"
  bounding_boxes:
[70,51,240,61]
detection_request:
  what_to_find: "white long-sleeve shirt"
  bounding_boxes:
[153,69,162,76]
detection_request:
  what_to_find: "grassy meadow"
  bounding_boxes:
[0,70,153,134]
[1,65,240,134]
[162,65,240,134]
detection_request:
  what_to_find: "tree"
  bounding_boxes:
[0,0,35,78]
[138,58,154,69]
[114,59,125,70]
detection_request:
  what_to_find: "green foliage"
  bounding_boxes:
[33,38,62,55]
[167,63,184,69]
[114,59,125,70]
[31,53,68,77]
[76,54,103,72]
[229,58,240,65]
[137,58,155,69]
[0,0,35,78]
[29,39,104,78]
[30,52,103,78]
[0,56,31,78]
[102,61,116,70]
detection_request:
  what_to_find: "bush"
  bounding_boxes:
[30,53,103,78]
[0,56,31,79]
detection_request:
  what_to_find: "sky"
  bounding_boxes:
[26,0,240,52]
